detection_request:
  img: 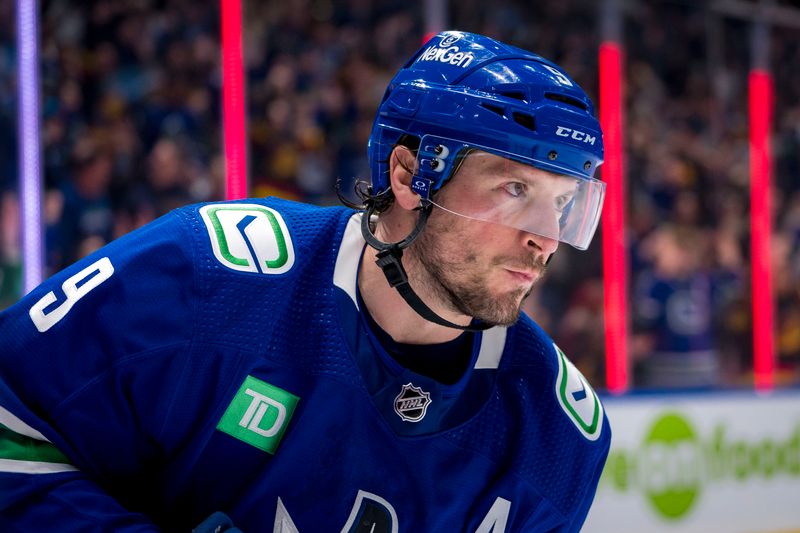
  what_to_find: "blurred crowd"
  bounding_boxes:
[0,0,798,389]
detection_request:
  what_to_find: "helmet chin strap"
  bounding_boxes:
[360,199,493,332]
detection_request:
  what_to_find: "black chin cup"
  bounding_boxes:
[360,200,493,332]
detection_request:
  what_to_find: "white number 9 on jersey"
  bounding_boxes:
[29,257,115,333]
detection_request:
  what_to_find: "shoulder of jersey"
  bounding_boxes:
[180,197,350,276]
[510,316,607,443]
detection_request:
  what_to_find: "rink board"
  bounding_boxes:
[583,390,800,533]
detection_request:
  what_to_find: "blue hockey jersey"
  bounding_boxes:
[0,198,610,532]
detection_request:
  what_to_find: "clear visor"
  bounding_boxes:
[416,136,606,250]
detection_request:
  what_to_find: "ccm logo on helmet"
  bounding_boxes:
[555,126,597,145]
[417,45,475,68]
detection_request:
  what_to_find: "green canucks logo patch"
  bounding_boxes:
[217,376,300,454]
[554,343,604,441]
[200,204,294,274]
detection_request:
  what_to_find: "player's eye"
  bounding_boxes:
[502,182,527,198]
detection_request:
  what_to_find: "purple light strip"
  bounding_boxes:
[17,0,44,293]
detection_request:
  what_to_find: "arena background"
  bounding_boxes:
[1,0,799,530]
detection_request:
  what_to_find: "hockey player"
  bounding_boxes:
[0,32,610,532]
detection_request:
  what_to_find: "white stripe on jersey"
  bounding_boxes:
[0,404,50,442]
[0,458,78,474]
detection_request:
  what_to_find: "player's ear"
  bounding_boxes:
[388,146,421,211]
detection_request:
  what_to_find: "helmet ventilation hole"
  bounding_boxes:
[479,102,506,116]
[512,112,536,132]
[499,90,527,102]
[544,92,588,111]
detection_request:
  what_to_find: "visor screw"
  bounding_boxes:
[434,145,444,155]
[430,159,440,169]
[584,161,591,170]
[548,150,558,160]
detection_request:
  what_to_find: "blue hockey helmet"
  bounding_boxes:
[368,31,605,250]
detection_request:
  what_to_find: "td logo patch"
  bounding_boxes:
[217,375,300,454]
[554,343,604,441]
[393,383,432,423]
[200,204,294,274]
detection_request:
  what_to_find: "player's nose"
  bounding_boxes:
[524,231,559,260]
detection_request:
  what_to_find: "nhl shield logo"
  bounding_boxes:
[393,383,432,423]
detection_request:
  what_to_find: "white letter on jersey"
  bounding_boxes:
[341,490,398,533]
[274,498,300,533]
[474,497,511,533]
[29,257,114,333]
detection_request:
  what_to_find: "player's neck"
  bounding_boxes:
[358,238,470,345]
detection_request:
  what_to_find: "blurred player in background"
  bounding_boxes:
[0,32,609,531]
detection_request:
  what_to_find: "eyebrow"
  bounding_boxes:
[510,169,579,191]
[474,154,579,189]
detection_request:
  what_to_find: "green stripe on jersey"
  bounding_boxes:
[0,423,71,464]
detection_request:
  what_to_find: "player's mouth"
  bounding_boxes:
[504,268,537,284]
